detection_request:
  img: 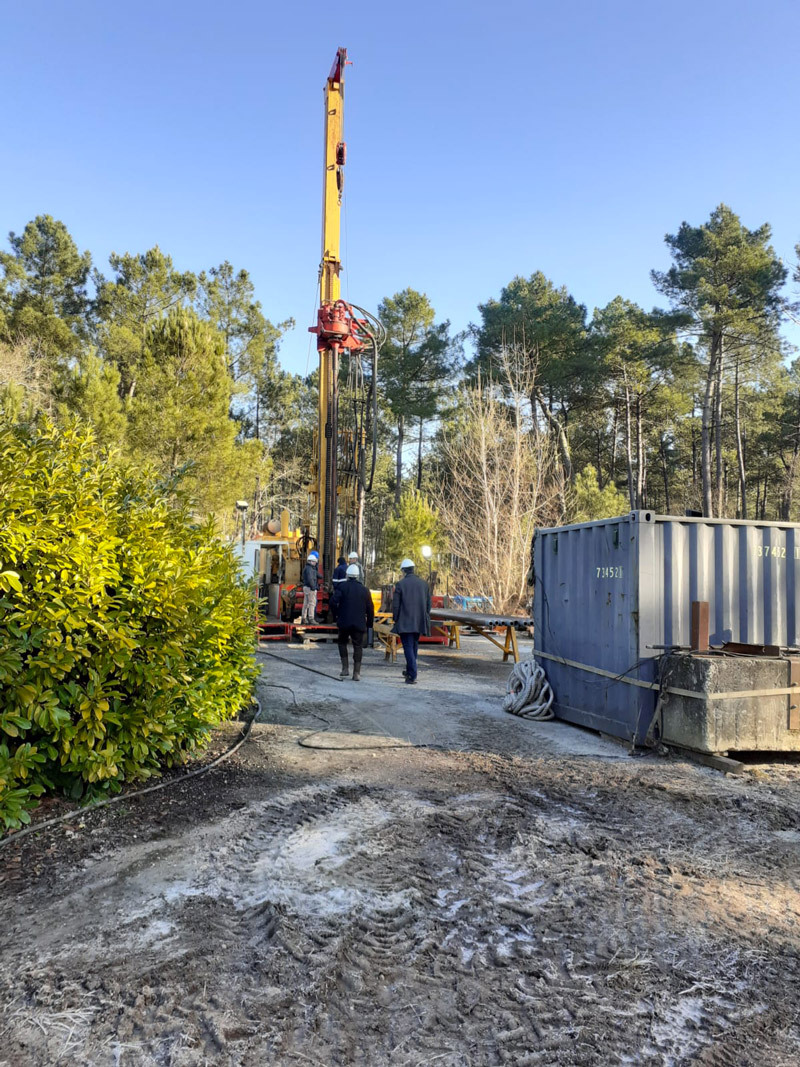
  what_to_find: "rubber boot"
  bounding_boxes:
[352,643,363,682]
[339,652,349,679]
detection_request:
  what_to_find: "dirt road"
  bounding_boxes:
[2,637,800,1065]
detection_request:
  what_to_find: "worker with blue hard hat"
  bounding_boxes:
[301,551,320,625]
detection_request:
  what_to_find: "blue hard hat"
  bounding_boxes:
[308,551,319,561]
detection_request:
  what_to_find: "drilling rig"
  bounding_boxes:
[305,47,383,596]
[254,48,382,627]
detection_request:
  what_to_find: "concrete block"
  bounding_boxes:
[660,654,800,754]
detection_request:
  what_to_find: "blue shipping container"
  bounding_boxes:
[532,511,800,743]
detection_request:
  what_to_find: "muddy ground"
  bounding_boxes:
[2,636,800,1066]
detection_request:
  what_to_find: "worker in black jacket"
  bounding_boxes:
[331,555,348,619]
[392,557,431,684]
[300,551,319,625]
[332,564,375,681]
[332,556,348,589]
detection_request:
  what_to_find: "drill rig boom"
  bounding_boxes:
[308,47,379,587]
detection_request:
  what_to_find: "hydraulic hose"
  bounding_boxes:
[348,304,384,495]
[503,660,555,721]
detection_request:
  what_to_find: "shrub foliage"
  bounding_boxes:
[0,419,257,829]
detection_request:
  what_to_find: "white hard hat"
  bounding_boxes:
[400,558,415,570]
[346,564,360,578]
[308,551,319,561]
[348,551,358,559]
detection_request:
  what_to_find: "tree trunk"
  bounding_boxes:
[781,393,800,520]
[781,459,795,521]
[734,356,747,518]
[252,475,260,537]
[610,402,619,486]
[394,413,404,510]
[624,382,635,509]
[660,436,671,513]
[416,416,424,490]
[534,390,572,481]
[691,419,697,491]
[636,392,645,509]
[701,334,720,516]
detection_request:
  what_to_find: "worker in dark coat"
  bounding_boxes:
[392,557,431,685]
[332,556,348,589]
[333,564,375,681]
[331,555,347,619]
[300,551,319,625]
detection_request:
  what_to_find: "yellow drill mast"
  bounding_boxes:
[320,49,345,311]
[308,47,363,586]
[306,48,383,601]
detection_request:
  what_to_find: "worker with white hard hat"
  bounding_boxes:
[332,563,375,681]
[300,551,320,625]
[347,550,364,584]
[392,556,431,685]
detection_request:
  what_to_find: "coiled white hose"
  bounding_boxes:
[503,659,555,720]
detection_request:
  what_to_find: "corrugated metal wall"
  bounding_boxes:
[650,518,800,648]
[533,511,800,742]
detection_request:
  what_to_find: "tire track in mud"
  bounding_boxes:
[2,767,799,1066]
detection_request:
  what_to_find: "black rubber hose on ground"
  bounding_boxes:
[0,700,261,850]
[256,648,344,682]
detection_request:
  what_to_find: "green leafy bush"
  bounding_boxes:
[0,418,257,829]
[383,489,448,570]
[569,465,629,523]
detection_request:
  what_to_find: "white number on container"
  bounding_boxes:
[756,545,788,560]
[595,566,623,579]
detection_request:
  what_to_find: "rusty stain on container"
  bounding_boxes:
[690,601,710,651]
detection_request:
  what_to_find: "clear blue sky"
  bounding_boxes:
[3,0,799,372]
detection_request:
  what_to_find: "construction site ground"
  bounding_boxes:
[2,635,800,1066]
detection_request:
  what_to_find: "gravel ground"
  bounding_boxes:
[2,636,799,1066]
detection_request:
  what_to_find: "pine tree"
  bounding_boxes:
[382,489,447,570]
[473,272,589,484]
[126,308,255,522]
[0,215,91,362]
[588,298,686,509]
[196,261,293,441]
[570,465,629,522]
[58,352,127,451]
[94,246,197,399]
[652,205,787,516]
[377,289,459,507]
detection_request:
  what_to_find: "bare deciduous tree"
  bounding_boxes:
[434,352,561,613]
[0,336,56,416]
